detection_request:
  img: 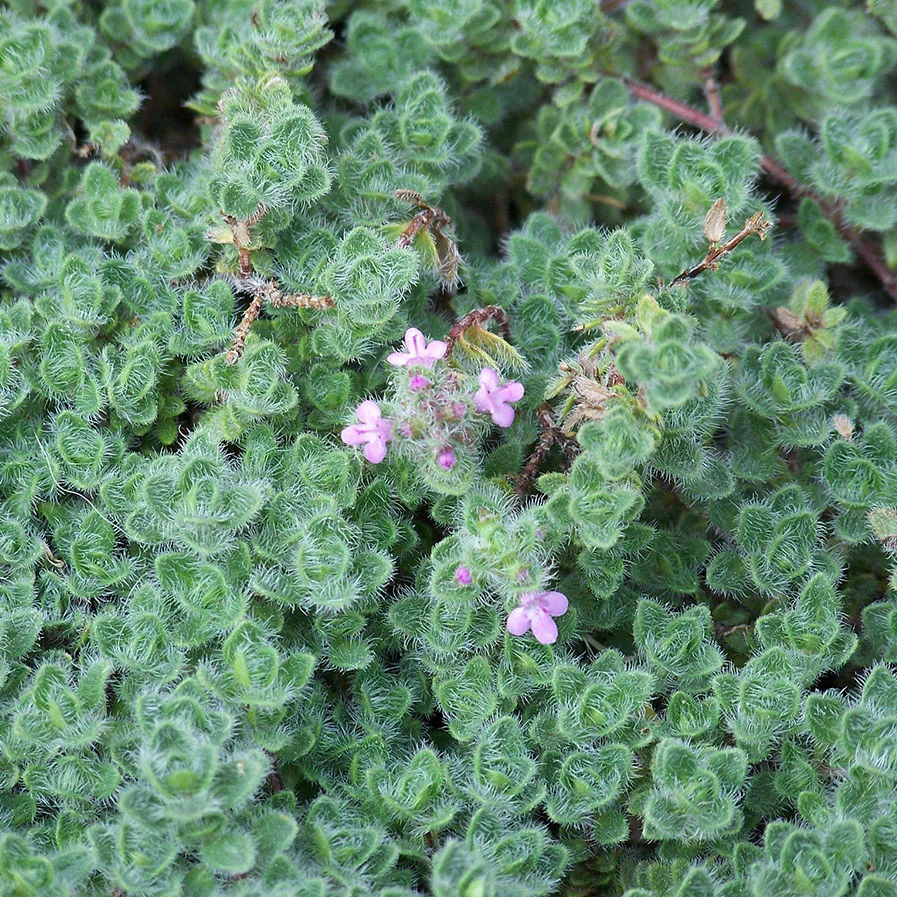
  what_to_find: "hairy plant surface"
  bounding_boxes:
[3,1,897,895]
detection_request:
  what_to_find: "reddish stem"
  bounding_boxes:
[616,75,897,301]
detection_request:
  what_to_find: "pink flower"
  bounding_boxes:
[341,400,393,464]
[455,566,472,585]
[387,328,447,368]
[506,590,568,645]
[436,447,456,470]
[474,368,524,428]
[409,375,430,391]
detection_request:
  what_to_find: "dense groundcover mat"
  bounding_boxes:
[8,0,897,895]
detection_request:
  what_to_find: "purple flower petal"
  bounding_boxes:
[356,400,382,423]
[364,439,388,464]
[341,401,392,463]
[340,424,367,446]
[507,589,568,644]
[437,447,457,469]
[506,606,531,636]
[490,402,516,428]
[529,608,558,644]
[406,328,427,357]
[497,382,525,403]
[540,591,568,616]
[474,368,524,428]
[387,328,447,368]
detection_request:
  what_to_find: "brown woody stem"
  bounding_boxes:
[267,285,334,310]
[515,404,578,497]
[445,305,511,354]
[615,74,897,301]
[669,211,771,288]
[225,287,265,365]
[223,277,334,364]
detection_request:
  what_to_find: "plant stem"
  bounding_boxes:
[701,67,725,123]
[445,305,511,355]
[621,75,728,135]
[226,286,265,365]
[515,404,578,496]
[670,211,771,287]
[614,74,897,301]
[600,0,633,12]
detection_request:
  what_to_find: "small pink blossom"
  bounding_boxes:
[387,328,447,368]
[409,375,430,391]
[474,368,524,428]
[437,447,457,470]
[506,590,568,645]
[341,400,393,464]
[455,566,472,585]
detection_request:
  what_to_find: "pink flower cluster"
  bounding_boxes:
[507,589,568,645]
[340,400,392,464]
[387,327,446,368]
[453,562,567,643]
[340,328,525,467]
[474,368,525,428]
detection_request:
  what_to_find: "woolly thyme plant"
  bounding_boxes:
[6,0,897,896]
